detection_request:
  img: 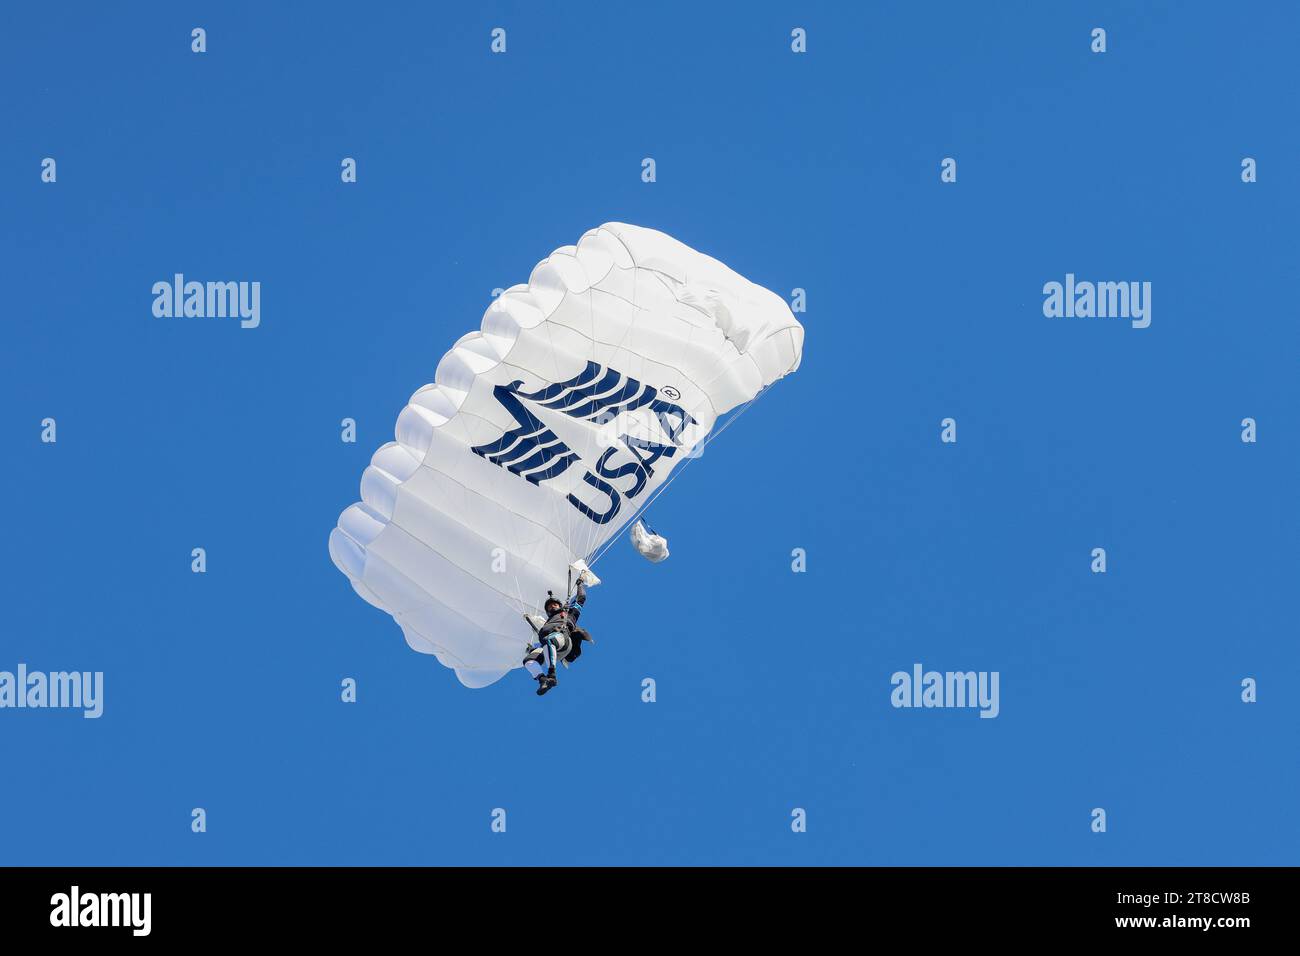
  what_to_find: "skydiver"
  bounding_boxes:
[523,567,596,696]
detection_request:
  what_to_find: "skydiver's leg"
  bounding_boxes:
[523,645,546,679]
[565,628,589,663]
[523,641,559,674]
[524,642,558,695]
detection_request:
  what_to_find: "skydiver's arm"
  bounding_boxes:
[567,580,586,622]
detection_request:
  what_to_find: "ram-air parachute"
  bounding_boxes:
[329,223,804,687]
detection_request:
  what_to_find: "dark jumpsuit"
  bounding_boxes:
[531,580,588,666]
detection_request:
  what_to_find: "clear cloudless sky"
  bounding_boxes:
[2,1,1296,865]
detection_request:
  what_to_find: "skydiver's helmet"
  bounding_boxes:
[544,594,563,616]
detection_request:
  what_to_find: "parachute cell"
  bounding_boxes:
[330,223,804,687]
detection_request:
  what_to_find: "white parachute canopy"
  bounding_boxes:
[630,520,669,563]
[329,223,804,688]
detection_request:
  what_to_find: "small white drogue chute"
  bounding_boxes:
[630,520,670,563]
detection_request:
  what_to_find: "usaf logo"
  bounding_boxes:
[471,362,698,524]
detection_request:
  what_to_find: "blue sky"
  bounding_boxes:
[2,1,1296,865]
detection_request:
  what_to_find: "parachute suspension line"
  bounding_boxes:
[586,381,774,572]
[574,247,642,567]
[582,270,604,567]
[585,252,649,564]
[537,296,585,589]
[580,282,611,566]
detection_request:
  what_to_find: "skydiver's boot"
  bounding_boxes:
[535,666,559,696]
